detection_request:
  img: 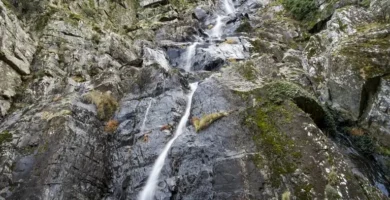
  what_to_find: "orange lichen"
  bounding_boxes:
[105,120,119,133]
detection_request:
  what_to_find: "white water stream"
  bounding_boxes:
[184,42,199,71]
[140,99,153,134]
[210,15,224,39]
[223,0,235,14]
[138,82,199,200]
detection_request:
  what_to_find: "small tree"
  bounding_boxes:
[379,0,390,22]
[282,0,317,21]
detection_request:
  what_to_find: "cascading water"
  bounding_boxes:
[140,99,153,134]
[223,0,235,14]
[210,15,224,39]
[184,42,199,72]
[138,82,199,200]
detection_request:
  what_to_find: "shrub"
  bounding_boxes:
[378,0,390,22]
[0,131,12,145]
[236,20,252,33]
[105,120,119,133]
[91,34,101,44]
[69,12,82,21]
[325,184,341,199]
[84,91,118,121]
[238,61,257,81]
[282,0,317,21]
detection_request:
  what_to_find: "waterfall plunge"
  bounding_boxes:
[138,82,199,200]
[184,42,199,72]
[210,15,224,39]
[223,0,235,14]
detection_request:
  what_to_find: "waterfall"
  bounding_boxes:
[138,82,199,200]
[223,0,235,14]
[210,15,224,39]
[140,99,153,134]
[184,42,199,72]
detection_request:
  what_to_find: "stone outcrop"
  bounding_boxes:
[0,0,390,199]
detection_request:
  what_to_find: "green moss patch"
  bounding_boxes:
[0,131,12,153]
[237,61,257,82]
[338,27,390,79]
[236,20,252,33]
[246,100,301,187]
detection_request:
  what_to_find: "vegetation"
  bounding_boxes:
[325,184,341,199]
[91,34,101,44]
[282,191,291,200]
[84,91,118,121]
[282,0,317,21]
[69,12,82,22]
[351,134,376,155]
[170,0,188,10]
[247,101,301,187]
[327,167,339,185]
[238,61,257,82]
[236,20,252,33]
[0,131,12,153]
[105,120,119,133]
[192,112,228,132]
[71,74,86,83]
[261,81,336,134]
[377,0,390,22]
[0,131,12,145]
[35,7,58,31]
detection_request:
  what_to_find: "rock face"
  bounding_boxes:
[0,0,390,199]
[0,0,36,117]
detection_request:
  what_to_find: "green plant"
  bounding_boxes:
[0,130,12,153]
[282,0,317,21]
[170,0,187,9]
[0,131,12,145]
[91,34,101,44]
[282,191,291,200]
[351,134,376,155]
[238,61,257,82]
[327,168,339,185]
[84,91,118,121]
[325,184,341,199]
[35,8,57,31]
[236,20,252,33]
[378,0,390,22]
[69,12,82,21]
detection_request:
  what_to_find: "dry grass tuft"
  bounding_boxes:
[84,91,118,120]
[349,128,365,136]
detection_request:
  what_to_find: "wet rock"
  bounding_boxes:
[193,7,209,21]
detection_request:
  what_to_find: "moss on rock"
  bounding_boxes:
[246,100,301,187]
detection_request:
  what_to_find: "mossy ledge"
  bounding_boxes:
[241,81,336,135]
[246,100,302,188]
